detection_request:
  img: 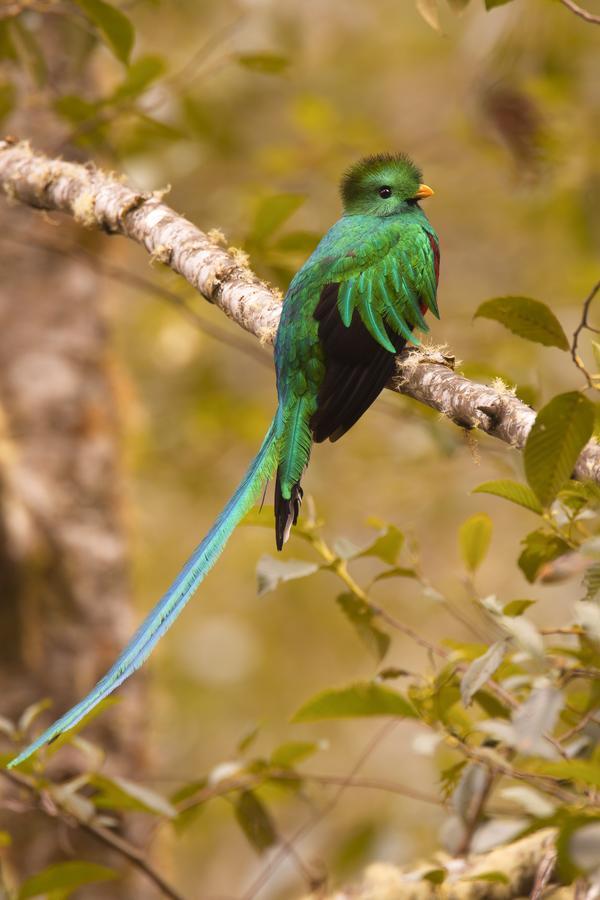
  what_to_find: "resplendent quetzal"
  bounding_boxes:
[10,153,439,767]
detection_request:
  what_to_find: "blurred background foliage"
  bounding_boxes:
[0,0,599,897]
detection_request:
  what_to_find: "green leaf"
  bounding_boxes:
[359,524,404,565]
[465,871,510,884]
[270,741,320,768]
[523,759,600,788]
[336,593,390,661]
[292,681,417,723]
[524,392,594,506]
[233,791,277,854]
[272,231,321,254]
[373,566,418,583]
[73,0,134,64]
[459,513,492,573]
[111,55,165,103]
[249,194,305,246]
[518,529,570,583]
[474,296,569,350]
[90,774,176,817]
[18,862,117,899]
[236,53,289,74]
[422,869,446,884]
[473,480,543,515]
[54,95,98,126]
[256,555,318,597]
[503,599,536,617]
[485,0,518,8]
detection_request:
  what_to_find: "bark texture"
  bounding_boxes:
[1,140,598,482]
[0,129,149,898]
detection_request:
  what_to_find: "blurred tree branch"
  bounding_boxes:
[304,828,561,900]
[0,768,184,900]
[559,0,600,25]
[1,139,600,484]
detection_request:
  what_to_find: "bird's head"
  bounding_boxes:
[340,153,434,217]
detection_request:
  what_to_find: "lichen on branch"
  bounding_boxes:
[1,138,600,482]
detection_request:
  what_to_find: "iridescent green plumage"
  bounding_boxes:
[9,153,439,767]
[273,153,439,543]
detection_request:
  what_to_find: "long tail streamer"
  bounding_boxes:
[9,416,281,767]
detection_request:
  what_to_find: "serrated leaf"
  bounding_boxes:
[359,524,404,565]
[459,513,492,572]
[236,53,289,74]
[503,599,536,617]
[336,593,390,661]
[90,774,176,817]
[524,392,594,506]
[73,0,134,64]
[518,529,570,583]
[292,681,417,723]
[460,641,506,707]
[270,741,320,768]
[473,479,543,514]
[233,791,277,854]
[18,862,117,899]
[416,0,441,31]
[256,555,318,596]
[475,296,569,350]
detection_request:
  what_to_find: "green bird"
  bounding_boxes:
[10,153,439,767]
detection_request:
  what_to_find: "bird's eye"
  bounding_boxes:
[378,186,392,199]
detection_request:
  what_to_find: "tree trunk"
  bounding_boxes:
[0,15,151,898]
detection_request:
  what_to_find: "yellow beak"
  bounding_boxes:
[413,183,434,200]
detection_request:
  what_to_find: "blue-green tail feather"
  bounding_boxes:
[9,416,281,768]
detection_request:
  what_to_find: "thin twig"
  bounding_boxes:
[240,721,398,900]
[571,279,600,388]
[0,769,185,900]
[559,0,600,25]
